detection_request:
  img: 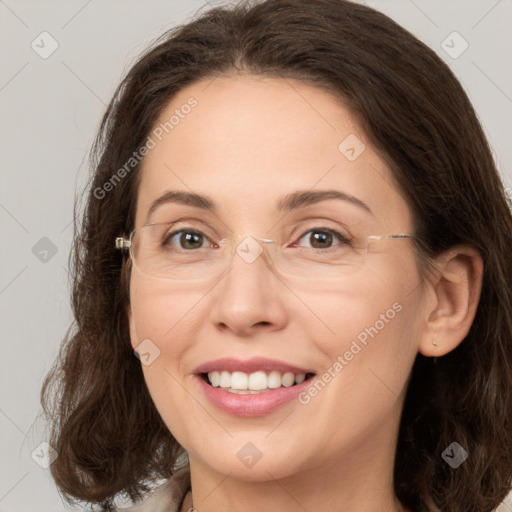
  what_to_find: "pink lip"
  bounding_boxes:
[194,357,314,375]
[194,373,314,417]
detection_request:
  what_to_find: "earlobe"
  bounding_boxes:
[418,245,483,358]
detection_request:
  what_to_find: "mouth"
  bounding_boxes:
[200,370,316,394]
[193,357,317,416]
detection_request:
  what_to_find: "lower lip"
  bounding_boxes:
[194,374,314,417]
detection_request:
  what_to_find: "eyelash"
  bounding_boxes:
[161,226,353,251]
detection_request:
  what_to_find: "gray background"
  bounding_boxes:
[1,1,511,511]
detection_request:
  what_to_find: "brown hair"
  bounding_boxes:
[40,0,512,510]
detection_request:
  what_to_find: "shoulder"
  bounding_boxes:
[115,465,191,512]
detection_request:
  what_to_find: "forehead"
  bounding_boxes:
[134,74,411,230]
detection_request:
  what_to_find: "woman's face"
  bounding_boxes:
[128,74,427,481]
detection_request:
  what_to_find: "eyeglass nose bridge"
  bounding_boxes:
[219,234,278,268]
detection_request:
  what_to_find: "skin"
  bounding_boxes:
[127,74,483,512]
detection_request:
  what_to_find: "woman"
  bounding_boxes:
[40,0,512,511]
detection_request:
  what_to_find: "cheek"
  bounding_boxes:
[128,275,204,352]
[127,277,192,404]
[311,258,422,387]
[303,282,421,444]
[128,277,202,441]
[127,274,220,370]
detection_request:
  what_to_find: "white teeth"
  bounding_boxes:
[209,371,221,387]
[281,372,295,387]
[219,371,230,388]
[248,371,267,390]
[206,370,309,391]
[231,371,248,390]
[267,371,282,389]
[295,373,306,384]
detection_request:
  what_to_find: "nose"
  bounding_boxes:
[208,237,289,337]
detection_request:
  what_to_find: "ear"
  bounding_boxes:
[418,245,483,357]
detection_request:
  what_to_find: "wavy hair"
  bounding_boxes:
[40,0,512,510]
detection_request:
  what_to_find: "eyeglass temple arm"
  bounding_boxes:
[366,234,416,241]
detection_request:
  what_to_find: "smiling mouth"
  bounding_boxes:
[200,370,316,394]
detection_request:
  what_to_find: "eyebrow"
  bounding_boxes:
[145,188,373,222]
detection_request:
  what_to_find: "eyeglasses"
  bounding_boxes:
[115,222,417,282]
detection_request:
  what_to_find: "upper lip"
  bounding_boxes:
[194,357,315,375]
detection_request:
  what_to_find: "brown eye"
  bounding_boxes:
[309,231,333,249]
[163,230,209,250]
[294,228,350,250]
